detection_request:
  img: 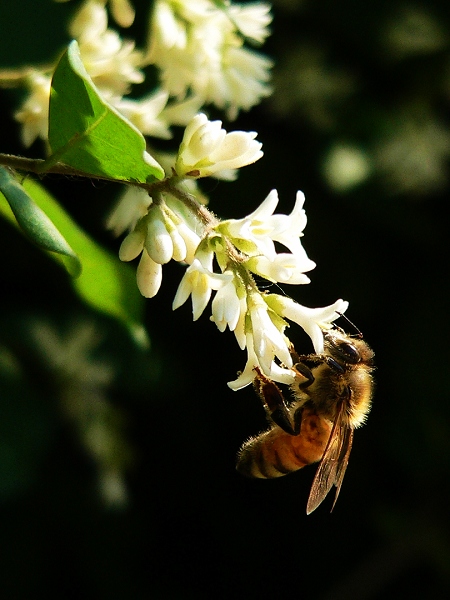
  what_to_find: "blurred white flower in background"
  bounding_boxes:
[146,0,273,119]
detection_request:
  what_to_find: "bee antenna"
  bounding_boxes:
[336,312,363,338]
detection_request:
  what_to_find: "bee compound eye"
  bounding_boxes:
[327,338,360,365]
[339,341,360,362]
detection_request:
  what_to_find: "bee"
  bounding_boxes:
[236,328,374,514]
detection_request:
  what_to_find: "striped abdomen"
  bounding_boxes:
[236,409,332,478]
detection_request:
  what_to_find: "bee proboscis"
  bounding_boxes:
[236,328,374,514]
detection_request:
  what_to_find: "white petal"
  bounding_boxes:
[233,296,248,350]
[169,227,187,262]
[177,222,201,264]
[227,368,255,391]
[250,300,292,368]
[136,250,163,298]
[268,363,296,385]
[191,272,213,321]
[145,215,173,264]
[274,296,349,354]
[119,229,145,261]
[211,277,240,332]
[227,333,258,390]
[245,189,279,221]
[172,270,194,311]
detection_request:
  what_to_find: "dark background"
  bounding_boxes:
[1,0,450,598]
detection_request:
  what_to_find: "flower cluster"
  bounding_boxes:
[14,0,273,148]
[16,0,146,146]
[170,189,348,389]
[69,0,144,100]
[108,108,349,390]
[146,0,273,119]
[111,113,265,298]
[117,192,203,298]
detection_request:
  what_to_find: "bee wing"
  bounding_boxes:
[330,426,353,512]
[306,401,353,514]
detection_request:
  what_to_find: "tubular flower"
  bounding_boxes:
[227,296,348,390]
[175,113,263,178]
[246,293,292,374]
[210,275,243,333]
[266,295,349,354]
[227,331,296,391]
[106,0,136,27]
[168,187,350,388]
[221,190,310,260]
[245,253,314,285]
[172,254,231,321]
[136,250,163,298]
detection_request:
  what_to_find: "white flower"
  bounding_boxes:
[70,1,144,99]
[246,253,315,284]
[173,221,202,264]
[228,295,349,390]
[207,46,273,120]
[247,293,292,374]
[175,114,263,178]
[227,331,295,391]
[172,255,230,321]
[267,295,349,354]
[122,203,201,265]
[210,275,242,332]
[227,331,260,391]
[222,190,310,261]
[106,187,152,237]
[228,3,272,44]
[14,71,51,147]
[146,0,273,118]
[116,90,202,139]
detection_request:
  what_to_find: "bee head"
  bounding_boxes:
[324,330,374,366]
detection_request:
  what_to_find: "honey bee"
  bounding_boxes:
[236,328,374,514]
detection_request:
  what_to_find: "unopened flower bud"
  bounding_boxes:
[137,250,163,298]
[145,207,173,264]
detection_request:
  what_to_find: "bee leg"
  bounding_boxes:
[253,367,298,436]
[292,405,304,435]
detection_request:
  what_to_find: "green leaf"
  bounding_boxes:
[48,40,164,184]
[0,166,81,277]
[0,177,148,345]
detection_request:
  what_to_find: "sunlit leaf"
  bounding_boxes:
[48,40,164,184]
